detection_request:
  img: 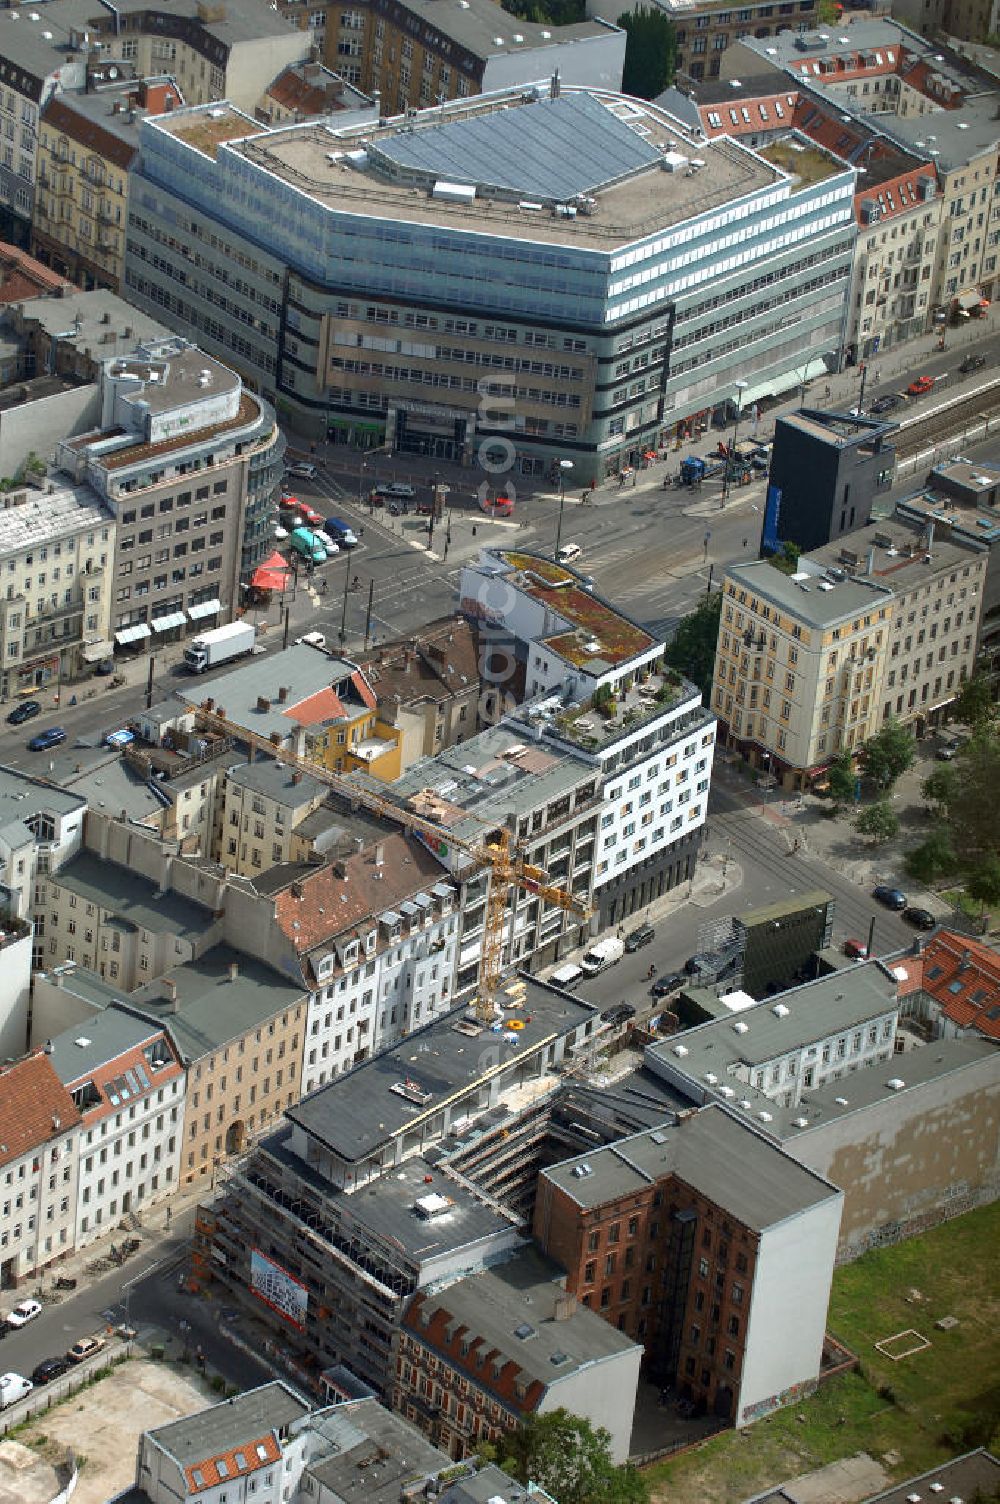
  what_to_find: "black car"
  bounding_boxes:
[6,699,41,726]
[873,884,907,911]
[31,1356,70,1385]
[960,353,987,375]
[651,971,685,999]
[870,393,903,414]
[600,1003,636,1027]
[903,906,936,930]
[624,923,655,952]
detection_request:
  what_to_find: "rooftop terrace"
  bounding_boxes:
[158,103,262,159]
[757,135,846,188]
[496,552,656,670]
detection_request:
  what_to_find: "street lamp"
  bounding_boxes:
[357,442,393,506]
[554,459,574,558]
[721,380,748,506]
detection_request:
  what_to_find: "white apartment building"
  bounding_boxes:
[49,1004,185,1244]
[0,484,115,697]
[251,836,460,1096]
[0,1051,81,1288]
[461,548,716,927]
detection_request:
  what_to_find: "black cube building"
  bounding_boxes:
[762,409,897,554]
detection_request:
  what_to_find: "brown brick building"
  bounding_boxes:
[533,1106,842,1425]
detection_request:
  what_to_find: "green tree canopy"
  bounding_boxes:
[827,749,856,806]
[618,7,677,98]
[855,799,899,845]
[920,764,957,813]
[862,717,914,791]
[664,589,722,704]
[904,826,958,885]
[952,672,996,730]
[497,1409,649,1504]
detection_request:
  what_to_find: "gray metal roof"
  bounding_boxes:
[147,1381,309,1466]
[412,1245,640,1386]
[804,520,984,594]
[543,1105,840,1232]
[288,976,598,1164]
[438,1465,537,1504]
[0,484,111,558]
[182,644,361,741]
[48,1001,162,1083]
[62,756,169,824]
[52,852,211,938]
[15,290,170,354]
[35,963,131,1016]
[723,559,891,629]
[130,944,307,1063]
[372,92,662,201]
[225,757,326,809]
[306,1397,449,1503]
[352,0,610,66]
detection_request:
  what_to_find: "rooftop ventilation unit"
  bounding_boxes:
[572,1163,594,1178]
[887,1077,905,1091]
[792,1116,809,1128]
[673,1044,688,1057]
[733,1020,749,1034]
[772,1003,790,1018]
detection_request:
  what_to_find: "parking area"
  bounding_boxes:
[5,1359,214,1504]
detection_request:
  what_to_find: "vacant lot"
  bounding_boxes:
[646,1203,1000,1504]
[13,1359,214,1504]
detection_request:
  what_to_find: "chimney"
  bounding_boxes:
[553,1291,576,1321]
[256,695,271,713]
[374,842,385,866]
[43,1038,53,1054]
[959,949,971,972]
[925,520,935,551]
[867,546,875,576]
[228,961,239,983]
[278,686,289,704]
[52,1114,61,1131]
[163,978,179,1011]
[291,769,302,785]
[291,881,304,899]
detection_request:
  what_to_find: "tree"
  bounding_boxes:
[952,672,996,730]
[664,589,722,704]
[905,826,957,885]
[939,728,1000,876]
[967,856,1000,915]
[497,1409,650,1504]
[827,749,856,807]
[862,717,914,791]
[855,799,899,845]
[768,540,802,576]
[920,764,956,813]
[618,7,677,98]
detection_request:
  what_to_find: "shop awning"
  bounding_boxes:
[188,599,222,621]
[115,625,151,645]
[81,639,113,662]
[734,357,831,411]
[151,612,187,633]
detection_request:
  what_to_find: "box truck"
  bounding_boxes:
[183,620,256,674]
[579,935,625,975]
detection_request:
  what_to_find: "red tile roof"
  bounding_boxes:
[273,832,447,957]
[0,241,75,305]
[918,932,1000,1039]
[185,1435,280,1494]
[282,686,348,725]
[61,1035,183,1124]
[0,1052,82,1170]
[351,669,378,712]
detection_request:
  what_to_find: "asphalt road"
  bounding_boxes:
[0,1209,272,1393]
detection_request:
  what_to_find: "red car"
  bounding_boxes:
[843,938,869,960]
[906,375,935,396]
[281,495,324,529]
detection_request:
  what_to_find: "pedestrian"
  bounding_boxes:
[742,537,748,549]
[589,477,596,492]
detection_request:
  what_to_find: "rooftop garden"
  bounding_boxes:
[168,111,261,159]
[551,664,693,751]
[759,138,843,188]
[500,551,655,667]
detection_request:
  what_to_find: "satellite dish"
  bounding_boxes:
[107,65,119,78]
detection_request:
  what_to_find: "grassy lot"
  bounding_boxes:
[646,1203,1000,1504]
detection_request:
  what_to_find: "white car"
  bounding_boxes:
[273,524,289,541]
[0,1373,33,1408]
[311,531,339,557]
[285,461,317,480]
[555,542,582,563]
[296,632,327,650]
[5,1298,41,1328]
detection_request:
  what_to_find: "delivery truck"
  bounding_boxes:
[579,935,625,975]
[183,620,256,674]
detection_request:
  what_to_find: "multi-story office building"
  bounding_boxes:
[533,1105,842,1426]
[33,79,182,294]
[395,1246,642,1463]
[460,549,716,925]
[0,1050,81,1287]
[49,1002,185,1244]
[712,519,987,784]
[55,335,283,644]
[319,0,625,110]
[671,76,942,360]
[123,85,854,479]
[0,0,310,247]
[0,483,114,695]
[723,22,1000,315]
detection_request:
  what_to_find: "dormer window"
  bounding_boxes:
[364,930,377,955]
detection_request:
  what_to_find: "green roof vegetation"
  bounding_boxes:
[500,551,655,667]
[759,139,842,188]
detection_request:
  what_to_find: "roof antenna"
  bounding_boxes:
[550,68,560,101]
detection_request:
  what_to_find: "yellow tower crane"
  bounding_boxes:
[186,704,591,1023]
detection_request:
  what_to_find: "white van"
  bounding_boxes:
[556,542,582,563]
[550,962,584,990]
[580,935,625,975]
